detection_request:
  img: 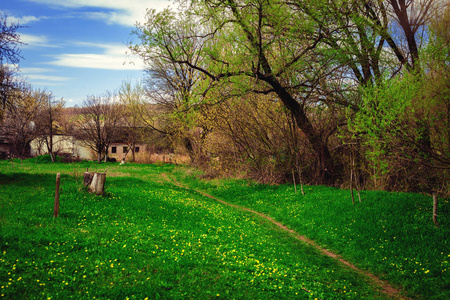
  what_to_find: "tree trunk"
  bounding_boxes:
[49,134,54,162]
[89,172,106,195]
[263,75,335,185]
[292,169,297,193]
[83,171,106,195]
[433,194,439,227]
[350,168,355,205]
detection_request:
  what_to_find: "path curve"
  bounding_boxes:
[163,174,409,300]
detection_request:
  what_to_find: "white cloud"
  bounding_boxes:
[20,33,57,48]
[20,67,54,73]
[71,42,135,56]
[25,0,172,26]
[19,67,71,86]
[49,52,144,71]
[5,15,41,25]
[45,42,145,70]
[26,74,70,82]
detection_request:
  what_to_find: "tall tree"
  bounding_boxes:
[0,85,44,158]
[131,3,337,183]
[73,94,122,164]
[118,80,146,162]
[346,1,450,191]
[35,92,65,162]
[0,13,24,109]
[131,0,444,185]
[131,9,215,161]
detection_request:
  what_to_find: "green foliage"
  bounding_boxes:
[346,71,449,192]
[32,154,61,163]
[348,74,418,176]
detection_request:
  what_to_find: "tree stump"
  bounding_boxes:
[83,172,106,195]
[83,172,94,186]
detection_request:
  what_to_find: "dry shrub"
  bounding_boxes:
[194,95,310,184]
[134,151,190,165]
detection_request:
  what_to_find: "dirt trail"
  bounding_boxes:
[163,174,409,300]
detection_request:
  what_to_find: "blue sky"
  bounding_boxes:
[2,0,171,106]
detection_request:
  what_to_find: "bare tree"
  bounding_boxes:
[0,13,24,65]
[0,85,44,159]
[117,80,146,162]
[73,93,122,163]
[35,91,65,161]
[0,64,19,118]
[0,13,25,109]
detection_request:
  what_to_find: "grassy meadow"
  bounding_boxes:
[0,158,449,299]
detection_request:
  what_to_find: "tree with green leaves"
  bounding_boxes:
[130,0,446,186]
[131,2,340,183]
[347,2,450,193]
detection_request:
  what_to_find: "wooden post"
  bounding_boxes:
[433,194,439,227]
[292,169,297,194]
[53,173,61,218]
[298,167,305,195]
[350,168,355,205]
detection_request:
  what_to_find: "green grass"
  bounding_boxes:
[173,167,450,299]
[0,159,447,299]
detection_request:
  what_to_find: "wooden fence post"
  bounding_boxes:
[53,173,61,218]
[292,169,297,194]
[433,194,439,228]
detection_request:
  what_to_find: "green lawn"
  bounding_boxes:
[174,167,450,299]
[0,158,448,299]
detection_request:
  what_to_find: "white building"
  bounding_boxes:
[30,135,94,160]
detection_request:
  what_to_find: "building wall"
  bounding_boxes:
[30,135,94,160]
[108,143,147,162]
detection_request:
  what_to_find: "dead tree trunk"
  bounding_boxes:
[83,171,106,195]
[350,168,355,205]
[89,173,106,195]
[433,194,439,227]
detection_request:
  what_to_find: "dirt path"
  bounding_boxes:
[163,174,409,300]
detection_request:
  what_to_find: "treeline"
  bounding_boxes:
[1,3,449,195]
[126,0,449,195]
